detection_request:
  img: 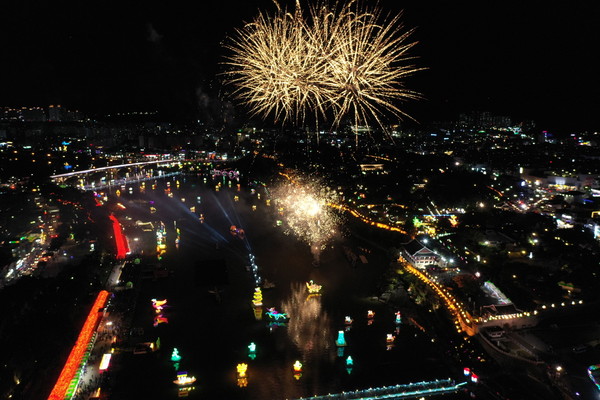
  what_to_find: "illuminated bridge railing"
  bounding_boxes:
[50,159,174,179]
[80,171,181,191]
[293,379,467,400]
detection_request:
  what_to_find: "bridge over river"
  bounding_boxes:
[292,378,468,400]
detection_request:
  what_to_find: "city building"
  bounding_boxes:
[399,239,439,268]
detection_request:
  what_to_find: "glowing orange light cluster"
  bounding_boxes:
[403,263,477,336]
[48,290,110,400]
[329,203,407,235]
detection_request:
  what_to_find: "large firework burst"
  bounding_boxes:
[223,0,422,132]
[223,3,329,124]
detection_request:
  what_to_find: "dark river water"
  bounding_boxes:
[107,175,467,400]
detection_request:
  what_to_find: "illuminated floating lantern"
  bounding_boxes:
[367,310,375,319]
[306,280,322,294]
[237,363,248,378]
[344,316,353,325]
[346,356,353,367]
[171,348,182,362]
[252,205,257,211]
[174,372,196,386]
[293,360,303,372]
[252,287,263,306]
[248,342,257,359]
[266,308,289,322]
[386,334,396,344]
[336,330,347,347]
[152,298,168,312]
[292,359,303,380]
[234,195,239,202]
[395,311,402,325]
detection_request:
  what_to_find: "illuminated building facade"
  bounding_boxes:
[400,240,439,269]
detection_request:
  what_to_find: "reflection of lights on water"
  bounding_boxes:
[178,386,195,397]
[282,283,332,356]
[153,314,168,327]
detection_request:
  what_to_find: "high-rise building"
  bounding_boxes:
[48,104,62,121]
[21,107,46,122]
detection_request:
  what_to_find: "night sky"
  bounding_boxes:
[2,1,600,132]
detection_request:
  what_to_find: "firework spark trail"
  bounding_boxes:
[223,0,423,139]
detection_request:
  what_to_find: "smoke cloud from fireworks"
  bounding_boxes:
[272,178,338,263]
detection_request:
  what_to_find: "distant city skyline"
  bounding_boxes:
[1,1,599,133]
